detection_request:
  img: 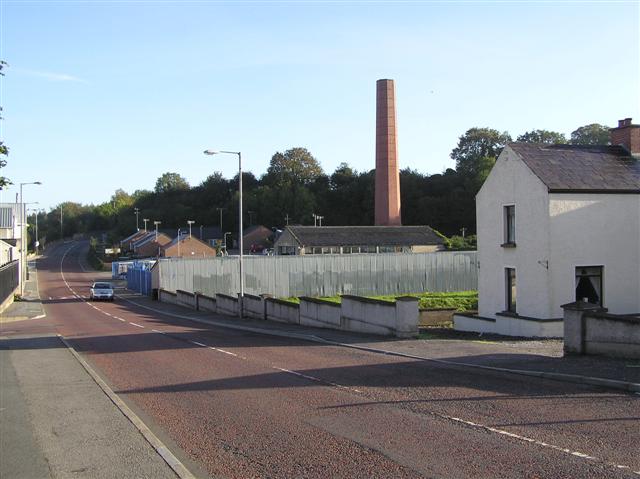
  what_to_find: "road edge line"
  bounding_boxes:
[117,294,640,395]
[57,334,196,479]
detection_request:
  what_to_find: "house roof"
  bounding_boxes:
[164,234,214,249]
[508,143,640,192]
[284,225,444,247]
[134,232,170,248]
[121,230,146,244]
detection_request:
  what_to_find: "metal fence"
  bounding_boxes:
[159,251,478,298]
[0,260,19,304]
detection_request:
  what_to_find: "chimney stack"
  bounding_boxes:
[375,79,401,226]
[610,118,640,157]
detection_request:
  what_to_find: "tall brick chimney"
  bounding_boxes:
[375,79,401,226]
[610,118,640,157]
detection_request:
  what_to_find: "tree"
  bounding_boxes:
[0,60,9,190]
[570,123,610,146]
[154,172,190,193]
[517,129,567,144]
[264,147,324,187]
[450,128,511,177]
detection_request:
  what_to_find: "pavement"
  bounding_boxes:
[0,259,181,479]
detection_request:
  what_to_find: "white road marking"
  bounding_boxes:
[117,318,126,322]
[152,329,165,334]
[191,341,206,348]
[209,346,238,357]
[273,367,362,393]
[129,322,144,328]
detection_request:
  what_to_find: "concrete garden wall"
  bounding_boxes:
[216,293,239,316]
[265,298,299,324]
[243,294,265,320]
[177,290,196,309]
[299,297,341,329]
[197,293,216,313]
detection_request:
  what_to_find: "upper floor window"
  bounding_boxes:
[503,205,515,246]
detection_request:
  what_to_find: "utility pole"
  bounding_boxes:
[187,220,195,238]
[216,207,224,235]
[284,214,290,226]
[60,205,63,240]
[143,218,149,232]
[461,227,466,238]
[154,221,161,241]
[317,215,324,227]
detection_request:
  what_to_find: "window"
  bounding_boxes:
[575,266,603,306]
[278,245,296,255]
[503,205,516,245]
[505,268,516,313]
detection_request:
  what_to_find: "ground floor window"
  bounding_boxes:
[505,267,516,313]
[278,245,296,255]
[575,266,603,306]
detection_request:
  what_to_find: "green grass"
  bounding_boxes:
[279,291,478,311]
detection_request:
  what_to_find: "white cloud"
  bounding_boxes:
[13,67,86,83]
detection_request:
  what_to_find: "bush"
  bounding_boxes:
[87,238,104,271]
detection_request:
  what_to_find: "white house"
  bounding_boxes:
[455,118,640,337]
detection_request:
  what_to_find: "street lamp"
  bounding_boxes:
[134,207,140,231]
[154,221,161,241]
[187,220,195,238]
[223,231,232,254]
[143,218,149,232]
[19,181,42,295]
[204,150,244,318]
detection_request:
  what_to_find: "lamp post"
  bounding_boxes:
[27,205,40,255]
[134,208,140,231]
[19,182,42,295]
[223,232,231,254]
[143,218,149,232]
[204,150,243,318]
[154,221,161,241]
[177,228,182,257]
[187,220,195,238]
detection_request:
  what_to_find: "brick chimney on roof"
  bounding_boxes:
[610,118,640,156]
[375,79,402,226]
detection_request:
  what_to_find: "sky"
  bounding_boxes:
[1,0,639,211]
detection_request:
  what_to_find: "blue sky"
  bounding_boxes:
[1,1,639,210]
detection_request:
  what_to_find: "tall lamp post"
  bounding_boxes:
[143,218,149,232]
[187,220,195,238]
[204,150,243,318]
[19,181,42,295]
[134,207,140,231]
[154,221,161,241]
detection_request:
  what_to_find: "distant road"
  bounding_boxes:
[22,241,640,478]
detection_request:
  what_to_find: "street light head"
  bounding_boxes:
[34,181,42,185]
[203,150,219,156]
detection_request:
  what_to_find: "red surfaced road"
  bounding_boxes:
[12,242,640,478]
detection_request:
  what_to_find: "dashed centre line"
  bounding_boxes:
[129,322,145,328]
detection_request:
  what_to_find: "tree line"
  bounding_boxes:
[26,122,611,249]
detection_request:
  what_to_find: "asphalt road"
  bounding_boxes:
[10,241,640,478]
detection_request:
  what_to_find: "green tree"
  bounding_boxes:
[265,147,324,187]
[154,172,190,193]
[517,129,567,144]
[570,123,610,145]
[450,128,511,177]
[0,60,9,190]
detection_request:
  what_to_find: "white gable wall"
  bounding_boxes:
[548,193,640,316]
[476,146,552,320]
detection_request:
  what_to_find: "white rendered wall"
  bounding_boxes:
[476,146,552,320]
[548,194,640,316]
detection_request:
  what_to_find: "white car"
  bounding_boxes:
[90,282,114,301]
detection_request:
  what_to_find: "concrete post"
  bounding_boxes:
[395,296,419,338]
[561,301,607,355]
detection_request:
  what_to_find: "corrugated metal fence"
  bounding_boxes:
[159,251,478,297]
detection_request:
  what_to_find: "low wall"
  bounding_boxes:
[177,290,197,309]
[243,294,265,320]
[216,293,239,316]
[197,293,217,313]
[265,298,299,324]
[453,312,563,338]
[341,295,419,338]
[563,301,640,359]
[419,308,456,326]
[159,289,178,305]
[299,297,341,329]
